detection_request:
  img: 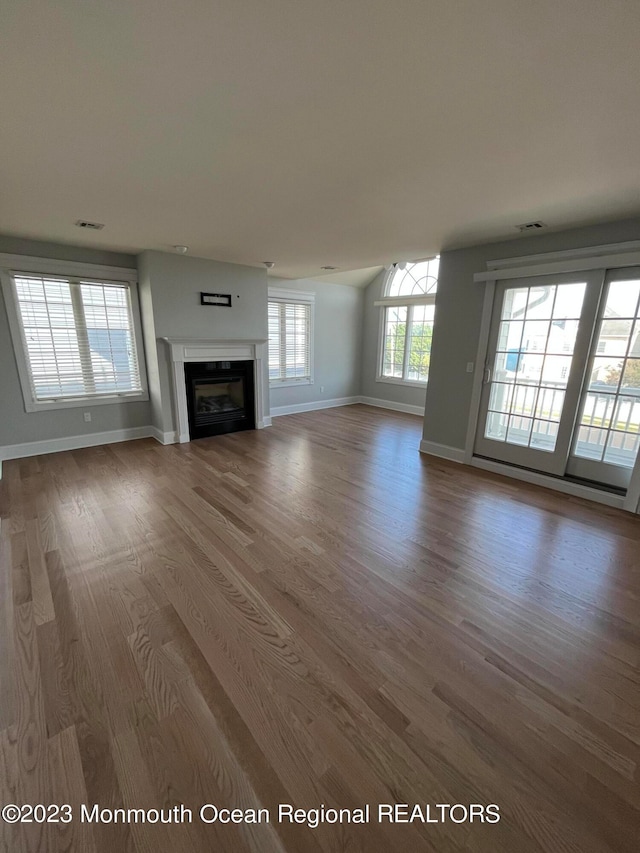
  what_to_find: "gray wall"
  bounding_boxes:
[5,217,639,453]
[0,236,150,448]
[138,250,268,435]
[360,269,428,411]
[269,278,363,411]
[137,252,164,433]
[423,217,640,451]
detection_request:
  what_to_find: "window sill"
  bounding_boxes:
[24,391,149,413]
[269,379,313,389]
[376,376,428,389]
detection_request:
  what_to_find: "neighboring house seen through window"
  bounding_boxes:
[268,288,314,386]
[378,258,438,384]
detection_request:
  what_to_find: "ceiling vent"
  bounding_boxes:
[321,265,338,270]
[516,221,546,232]
[75,220,104,230]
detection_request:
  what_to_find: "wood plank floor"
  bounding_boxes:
[1,404,639,853]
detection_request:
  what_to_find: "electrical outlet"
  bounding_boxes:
[83,412,91,422]
[320,385,325,393]
[466,362,474,373]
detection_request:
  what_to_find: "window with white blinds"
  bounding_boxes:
[268,291,314,385]
[10,273,143,403]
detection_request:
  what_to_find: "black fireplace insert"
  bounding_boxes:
[185,361,255,439]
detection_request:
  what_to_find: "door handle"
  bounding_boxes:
[483,365,492,385]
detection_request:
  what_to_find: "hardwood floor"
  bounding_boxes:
[1,404,639,853]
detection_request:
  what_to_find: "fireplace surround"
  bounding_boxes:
[162,338,270,443]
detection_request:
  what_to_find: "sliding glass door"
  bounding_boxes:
[474,271,601,474]
[567,270,640,488]
[475,268,640,490]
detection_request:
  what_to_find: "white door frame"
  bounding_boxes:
[463,241,640,514]
[464,279,495,464]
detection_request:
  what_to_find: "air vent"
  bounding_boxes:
[516,221,546,232]
[321,265,338,270]
[75,220,105,230]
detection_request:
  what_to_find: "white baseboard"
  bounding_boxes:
[359,396,425,417]
[419,439,465,463]
[150,427,177,445]
[258,416,272,428]
[270,396,360,418]
[270,395,426,419]
[0,426,154,470]
[470,457,625,509]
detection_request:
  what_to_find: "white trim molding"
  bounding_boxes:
[375,375,428,390]
[470,457,626,510]
[359,396,425,417]
[271,397,359,418]
[374,295,437,308]
[474,240,640,283]
[0,426,154,468]
[418,444,629,510]
[486,239,640,271]
[0,264,149,413]
[150,427,178,445]
[268,287,315,303]
[268,288,315,389]
[624,458,640,513]
[162,338,270,442]
[419,440,465,463]
[464,278,495,463]
[467,243,640,514]
[0,252,137,282]
[270,396,426,418]
[376,260,438,386]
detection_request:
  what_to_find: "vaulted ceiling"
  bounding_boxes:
[2,1,640,279]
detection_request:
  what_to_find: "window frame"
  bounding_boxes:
[0,254,149,412]
[376,262,438,387]
[267,287,315,388]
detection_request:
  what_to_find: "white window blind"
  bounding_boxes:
[11,274,143,402]
[268,299,312,383]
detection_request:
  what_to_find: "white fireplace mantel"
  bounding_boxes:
[162,337,271,443]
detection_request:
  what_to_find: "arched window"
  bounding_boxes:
[377,258,439,384]
[384,258,439,298]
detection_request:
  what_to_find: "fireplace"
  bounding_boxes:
[162,338,270,444]
[185,361,255,439]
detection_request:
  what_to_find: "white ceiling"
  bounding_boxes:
[2,1,640,280]
[313,267,384,289]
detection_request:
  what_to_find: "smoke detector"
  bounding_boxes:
[75,220,104,230]
[174,245,189,254]
[516,221,546,232]
[263,261,275,269]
